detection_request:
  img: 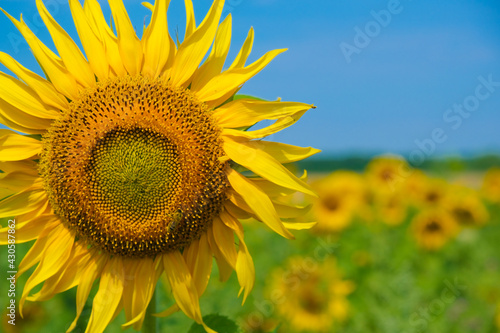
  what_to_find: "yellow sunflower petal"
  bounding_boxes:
[0,130,42,161]
[223,109,307,139]
[0,214,53,245]
[0,110,45,135]
[122,257,162,331]
[224,137,316,197]
[191,14,232,91]
[0,98,53,133]
[224,200,253,220]
[28,242,89,301]
[0,51,68,110]
[163,251,217,332]
[142,2,154,11]
[0,172,41,193]
[83,0,126,76]
[120,259,140,325]
[213,99,313,129]
[20,224,74,313]
[235,237,254,303]
[282,221,318,230]
[1,10,79,99]
[0,189,46,218]
[68,0,110,79]
[16,220,56,278]
[249,171,308,198]
[67,251,105,333]
[0,72,59,119]
[183,233,213,296]
[196,49,286,106]
[36,0,94,87]
[206,226,234,282]
[229,27,254,69]
[244,141,320,164]
[108,0,144,75]
[212,217,238,267]
[184,0,196,39]
[219,210,244,239]
[226,168,294,239]
[153,303,179,318]
[86,257,124,333]
[169,0,224,87]
[0,160,38,175]
[142,0,175,78]
[219,211,254,303]
[273,201,311,219]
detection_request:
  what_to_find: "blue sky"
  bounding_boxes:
[0,0,499,159]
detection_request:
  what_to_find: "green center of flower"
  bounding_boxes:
[89,128,180,221]
[40,75,228,257]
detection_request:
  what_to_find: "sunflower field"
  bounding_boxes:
[2,156,500,333]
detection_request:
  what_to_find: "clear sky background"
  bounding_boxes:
[0,0,499,159]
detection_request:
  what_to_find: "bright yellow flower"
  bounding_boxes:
[372,193,408,226]
[403,169,429,205]
[413,177,450,208]
[311,171,366,232]
[482,167,500,203]
[411,209,459,250]
[0,1,318,332]
[365,155,410,195]
[267,257,354,333]
[444,185,489,228]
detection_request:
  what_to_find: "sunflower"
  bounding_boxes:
[0,1,318,332]
[403,169,429,206]
[365,155,410,195]
[411,209,459,250]
[413,177,450,208]
[311,171,367,232]
[372,193,408,226]
[482,167,500,204]
[444,186,489,228]
[267,256,354,333]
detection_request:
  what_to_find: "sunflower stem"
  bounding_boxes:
[144,290,157,333]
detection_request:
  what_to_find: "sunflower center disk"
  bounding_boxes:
[41,76,228,257]
[89,128,179,221]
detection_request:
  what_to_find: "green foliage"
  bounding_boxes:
[188,314,238,333]
[232,94,267,102]
[296,155,500,173]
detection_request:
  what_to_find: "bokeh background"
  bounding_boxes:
[1,0,499,332]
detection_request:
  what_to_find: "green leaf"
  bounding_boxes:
[269,324,282,333]
[25,134,42,141]
[187,314,238,333]
[233,94,267,102]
